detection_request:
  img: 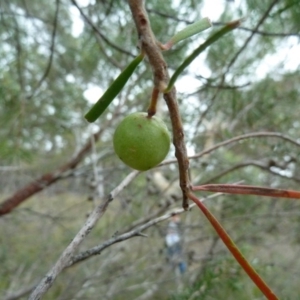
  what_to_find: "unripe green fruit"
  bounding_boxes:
[113,112,171,171]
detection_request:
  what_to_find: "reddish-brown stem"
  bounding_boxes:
[188,192,279,300]
[164,89,190,210]
[193,184,300,199]
[0,122,111,216]
[147,87,160,117]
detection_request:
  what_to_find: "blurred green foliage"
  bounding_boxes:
[1,0,300,299]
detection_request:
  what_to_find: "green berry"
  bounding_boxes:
[113,112,171,171]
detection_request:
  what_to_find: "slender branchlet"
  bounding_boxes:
[128,0,191,209]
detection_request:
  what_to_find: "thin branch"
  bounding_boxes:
[164,91,191,210]
[202,161,266,184]
[27,0,60,100]
[192,184,300,199]
[4,0,26,141]
[159,131,300,167]
[190,132,300,159]
[213,22,300,38]
[28,170,139,300]
[147,8,191,24]
[71,0,134,57]
[201,81,251,90]
[69,191,225,265]
[148,8,299,38]
[120,202,172,234]
[228,96,261,131]
[192,0,280,134]
[202,159,300,185]
[226,0,279,72]
[9,6,25,94]
[127,0,191,210]
[96,34,123,69]
[69,206,184,265]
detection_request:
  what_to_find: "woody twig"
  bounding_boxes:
[127,0,191,209]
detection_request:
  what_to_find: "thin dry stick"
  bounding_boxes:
[71,0,134,57]
[28,170,139,300]
[26,0,60,100]
[69,206,185,265]
[159,131,300,167]
[226,0,279,72]
[127,0,191,210]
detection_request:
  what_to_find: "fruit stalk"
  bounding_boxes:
[147,87,160,117]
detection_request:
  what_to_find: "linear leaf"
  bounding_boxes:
[165,19,242,93]
[85,54,144,123]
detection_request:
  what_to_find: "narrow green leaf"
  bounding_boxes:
[85,54,144,123]
[169,17,212,46]
[165,19,242,93]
